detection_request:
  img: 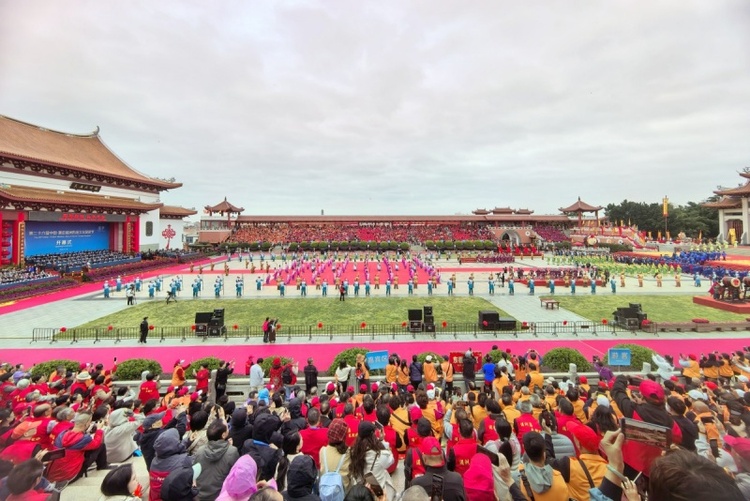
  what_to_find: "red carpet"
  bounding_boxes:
[261,258,438,286]
[10,336,745,372]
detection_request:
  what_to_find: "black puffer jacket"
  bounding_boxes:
[242,412,283,481]
[282,455,320,501]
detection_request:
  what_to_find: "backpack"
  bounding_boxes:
[282,366,293,385]
[319,448,346,501]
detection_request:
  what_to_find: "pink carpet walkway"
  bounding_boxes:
[8,336,740,371]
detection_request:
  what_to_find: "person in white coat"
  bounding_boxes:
[348,421,395,500]
[652,353,676,381]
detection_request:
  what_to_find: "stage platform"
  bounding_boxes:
[693,295,750,314]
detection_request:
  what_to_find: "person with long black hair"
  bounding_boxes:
[348,421,394,500]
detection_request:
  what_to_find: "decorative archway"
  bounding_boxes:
[500,230,522,246]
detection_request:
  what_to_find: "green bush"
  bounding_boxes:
[30,359,80,379]
[542,348,592,372]
[260,356,293,375]
[603,344,655,371]
[416,352,444,363]
[116,359,163,380]
[327,347,370,375]
[487,349,512,364]
[187,357,222,376]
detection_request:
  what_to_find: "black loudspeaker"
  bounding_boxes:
[424,323,436,333]
[423,306,433,317]
[424,315,435,325]
[213,309,225,319]
[195,324,208,335]
[478,310,500,329]
[195,312,213,324]
[408,309,423,321]
[409,320,423,332]
[497,318,517,331]
[208,326,222,337]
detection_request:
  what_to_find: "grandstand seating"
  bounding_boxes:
[533,225,569,243]
[230,223,492,245]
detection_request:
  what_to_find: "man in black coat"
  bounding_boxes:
[462,350,476,392]
[303,358,318,394]
[139,317,149,344]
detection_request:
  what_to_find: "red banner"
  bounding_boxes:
[449,351,482,372]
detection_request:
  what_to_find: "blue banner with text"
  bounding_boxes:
[25,221,110,256]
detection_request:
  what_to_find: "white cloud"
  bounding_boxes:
[0,0,748,217]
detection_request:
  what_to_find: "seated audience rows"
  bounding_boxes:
[231,223,492,245]
[533,225,569,243]
[0,267,54,285]
[25,250,135,272]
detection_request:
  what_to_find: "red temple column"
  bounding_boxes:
[109,223,117,251]
[124,216,131,254]
[132,215,140,253]
[12,212,25,265]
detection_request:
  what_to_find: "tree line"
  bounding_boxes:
[604,198,719,239]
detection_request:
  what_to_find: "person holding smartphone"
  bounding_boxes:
[348,421,395,500]
[611,375,683,480]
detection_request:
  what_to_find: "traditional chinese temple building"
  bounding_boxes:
[704,169,750,244]
[0,115,194,264]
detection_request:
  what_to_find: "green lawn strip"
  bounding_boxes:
[75,296,513,329]
[542,294,750,323]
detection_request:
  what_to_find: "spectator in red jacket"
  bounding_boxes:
[46,411,110,485]
[138,373,160,403]
[194,363,210,398]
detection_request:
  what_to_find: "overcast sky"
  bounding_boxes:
[1,1,749,218]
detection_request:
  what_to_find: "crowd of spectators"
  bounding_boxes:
[230,223,493,246]
[532,225,569,243]
[24,250,135,273]
[0,267,54,286]
[2,345,749,500]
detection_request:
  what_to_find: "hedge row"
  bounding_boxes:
[23,344,656,381]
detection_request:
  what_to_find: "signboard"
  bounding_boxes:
[365,350,389,370]
[608,348,632,367]
[28,211,126,223]
[449,351,482,372]
[25,221,110,256]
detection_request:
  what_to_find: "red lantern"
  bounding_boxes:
[60,327,67,332]
[107,325,113,331]
[602,319,608,325]
[442,321,447,328]
[233,324,239,330]
[522,321,528,327]
[402,321,407,327]
[317,322,323,329]
[191,324,196,331]
[482,320,488,327]
[360,322,367,329]
[149,325,155,330]
[276,324,281,330]
[562,320,568,326]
